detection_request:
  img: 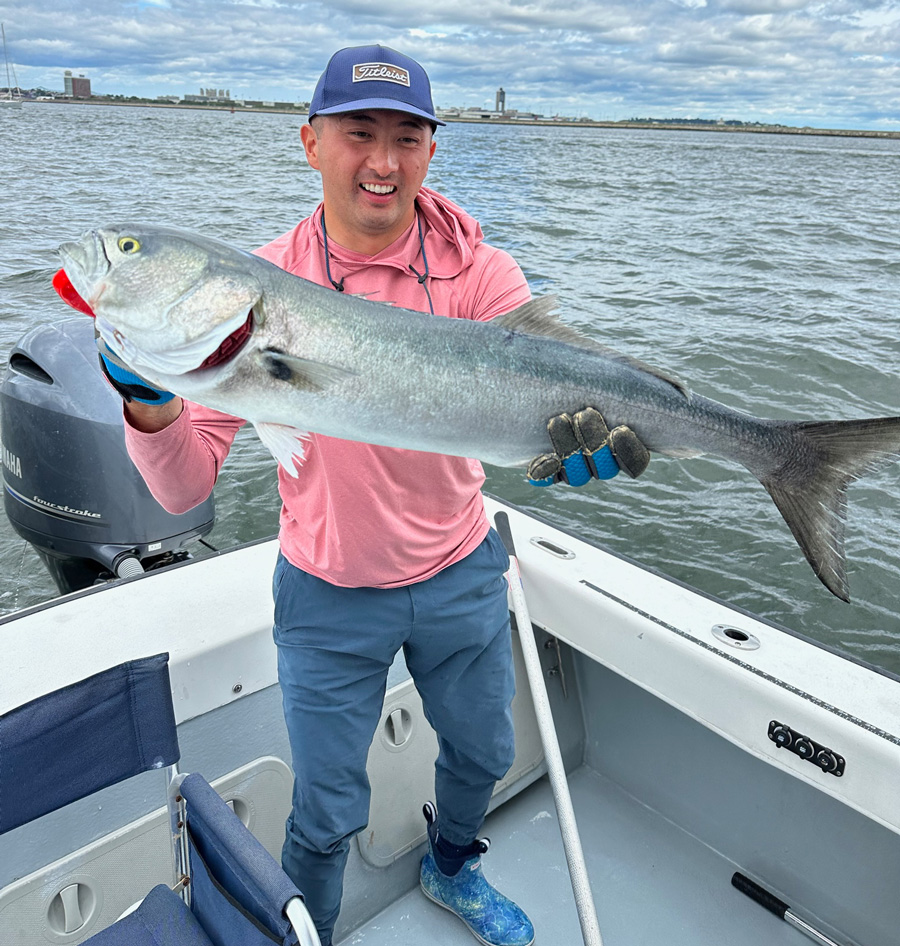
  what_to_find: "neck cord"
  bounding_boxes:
[320,206,434,315]
[320,212,345,293]
[407,209,435,315]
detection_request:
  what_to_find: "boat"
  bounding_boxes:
[1,23,22,109]
[1,317,898,945]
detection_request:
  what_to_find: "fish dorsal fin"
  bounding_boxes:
[493,295,567,336]
[494,296,691,400]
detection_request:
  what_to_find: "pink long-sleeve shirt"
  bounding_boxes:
[124,187,531,588]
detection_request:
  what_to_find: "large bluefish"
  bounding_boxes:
[58,224,900,600]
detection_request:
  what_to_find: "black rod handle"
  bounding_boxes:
[731,872,789,919]
[494,510,517,558]
[732,873,847,946]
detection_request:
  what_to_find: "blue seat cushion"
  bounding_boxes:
[85,884,214,946]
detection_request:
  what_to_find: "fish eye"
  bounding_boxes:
[118,236,141,254]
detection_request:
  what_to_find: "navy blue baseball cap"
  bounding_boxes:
[309,44,445,126]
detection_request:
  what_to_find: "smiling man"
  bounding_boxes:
[260,47,536,946]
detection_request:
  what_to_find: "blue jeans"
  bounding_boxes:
[272,529,517,945]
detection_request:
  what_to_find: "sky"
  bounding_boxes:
[1,1,899,129]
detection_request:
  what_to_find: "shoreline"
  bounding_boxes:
[28,98,900,139]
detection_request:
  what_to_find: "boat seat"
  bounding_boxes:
[84,884,215,946]
[0,653,319,946]
[0,653,180,834]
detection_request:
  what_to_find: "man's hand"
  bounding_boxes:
[527,407,650,487]
[97,335,175,406]
[97,335,184,432]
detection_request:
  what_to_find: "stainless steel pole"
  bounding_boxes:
[495,511,603,946]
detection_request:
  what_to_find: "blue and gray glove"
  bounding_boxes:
[527,407,650,487]
[97,335,175,405]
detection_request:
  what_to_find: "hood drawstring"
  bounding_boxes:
[407,209,435,315]
[321,207,435,315]
[321,212,346,293]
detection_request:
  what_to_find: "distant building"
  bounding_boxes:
[184,88,231,104]
[435,89,550,123]
[64,70,91,98]
[436,105,544,123]
[437,107,504,120]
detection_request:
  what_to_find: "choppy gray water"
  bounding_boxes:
[2,103,899,674]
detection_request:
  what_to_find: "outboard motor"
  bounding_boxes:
[1,316,215,595]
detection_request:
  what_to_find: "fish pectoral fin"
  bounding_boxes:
[495,296,691,401]
[255,349,356,392]
[253,422,310,478]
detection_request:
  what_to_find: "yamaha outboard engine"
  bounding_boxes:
[1,316,215,594]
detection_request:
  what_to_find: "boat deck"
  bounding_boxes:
[340,764,813,946]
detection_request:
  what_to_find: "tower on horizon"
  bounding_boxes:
[496,87,506,113]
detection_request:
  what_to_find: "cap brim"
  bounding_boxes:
[310,97,446,126]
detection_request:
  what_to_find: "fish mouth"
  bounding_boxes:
[58,230,110,304]
[195,310,254,371]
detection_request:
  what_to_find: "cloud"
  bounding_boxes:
[1,0,899,127]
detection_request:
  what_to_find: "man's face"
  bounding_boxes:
[301,109,437,253]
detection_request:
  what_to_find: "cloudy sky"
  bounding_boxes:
[2,1,898,129]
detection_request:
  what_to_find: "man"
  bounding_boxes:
[97,45,648,946]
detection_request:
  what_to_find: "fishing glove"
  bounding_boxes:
[96,335,175,405]
[527,408,650,487]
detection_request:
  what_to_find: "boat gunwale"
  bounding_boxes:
[3,493,898,686]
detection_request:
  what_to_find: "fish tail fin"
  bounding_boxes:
[759,417,900,601]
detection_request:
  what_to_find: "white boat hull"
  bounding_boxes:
[1,496,897,945]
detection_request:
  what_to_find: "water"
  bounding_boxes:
[2,103,900,675]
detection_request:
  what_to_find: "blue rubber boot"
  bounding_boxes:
[419,803,535,946]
